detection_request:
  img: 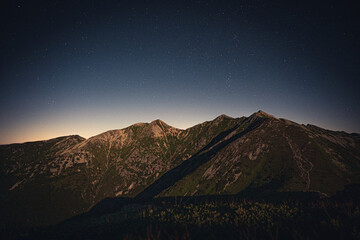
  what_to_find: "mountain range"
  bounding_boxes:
[1,110,360,227]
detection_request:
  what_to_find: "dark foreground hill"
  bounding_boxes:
[22,187,360,240]
[1,110,360,236]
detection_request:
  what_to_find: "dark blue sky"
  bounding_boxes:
[1,0,359,144]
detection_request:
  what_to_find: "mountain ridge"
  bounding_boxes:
[1,110,359,227]
[2,110,359,146]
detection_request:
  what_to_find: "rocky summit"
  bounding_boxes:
[1,110,360,227]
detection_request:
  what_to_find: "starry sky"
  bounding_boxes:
[1,0,359,144]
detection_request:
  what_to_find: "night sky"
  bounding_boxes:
[1,0,359,144]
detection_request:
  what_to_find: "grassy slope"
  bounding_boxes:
[158,117,360,197]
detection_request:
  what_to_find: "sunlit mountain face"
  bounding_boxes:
[1,0,360,239]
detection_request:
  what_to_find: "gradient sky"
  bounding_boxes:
[1,0,359,144]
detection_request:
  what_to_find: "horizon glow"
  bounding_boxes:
[1,1,359,144]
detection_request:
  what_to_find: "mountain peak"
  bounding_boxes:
[250,110,277,119]
[150,119,166,126]
[214,114,233,121]
[149,119,179,130]
[148,119,178,137]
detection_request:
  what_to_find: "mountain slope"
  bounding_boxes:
[155,113,360,197]
[0,135,86,226]
[0,111,359,227]
[0,115,241,226]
